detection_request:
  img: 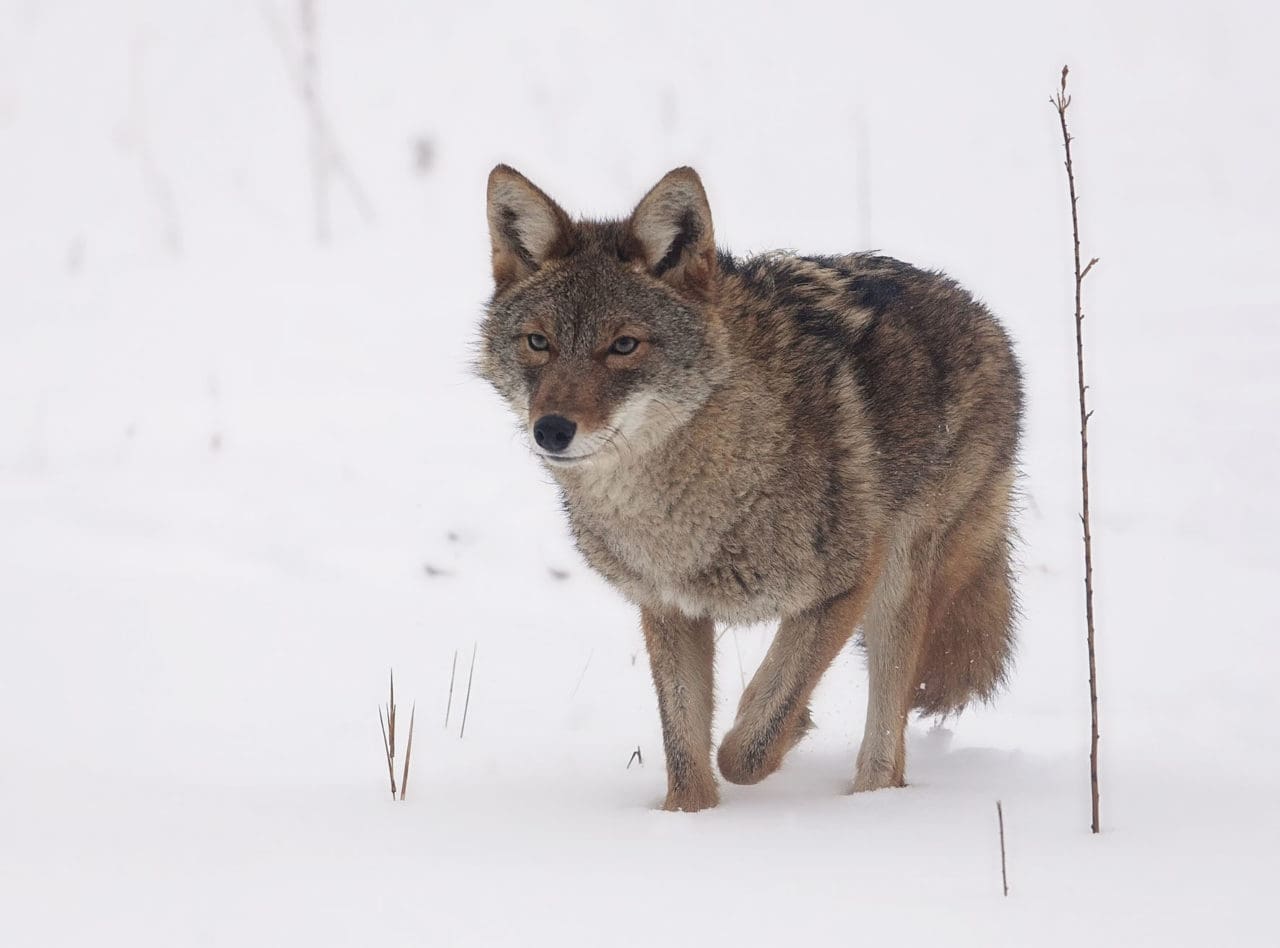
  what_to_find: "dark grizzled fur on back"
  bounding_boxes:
[477,165,1023,810]
[723,250,1021,507]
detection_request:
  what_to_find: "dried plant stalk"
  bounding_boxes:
[1053,64,1102,835]
[399,703,417,801]
[459,643,478,739]
[996,800,1009,897]
[378,706,397,798]
[444,649,458,728]
[388,667,397,764]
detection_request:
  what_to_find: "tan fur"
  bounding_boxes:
[718,540,884,790]
[477,166,1024,808]
[641,607,718,811]
[914,468,1018,717]
[528,357,613,434]
[486,166,575,293]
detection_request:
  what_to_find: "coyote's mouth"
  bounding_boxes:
[540,451,598,465]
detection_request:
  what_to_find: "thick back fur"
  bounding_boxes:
[478,166,1023,804]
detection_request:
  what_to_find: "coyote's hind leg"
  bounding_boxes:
[852,540,934,793]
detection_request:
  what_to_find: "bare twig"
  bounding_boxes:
[570,649,593,698]
[378,706,397,798]
[1053,64,1102,835]
[444,648,458,728]
[299,0,327,242]
[259,0,376,236]
[399,703,416,801]
[388,667,396,764]
[996,800,1009,897]
[627,746,643,769]
[459,643,478,739]
[126,35,182,255]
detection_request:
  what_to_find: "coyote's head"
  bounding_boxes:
[476,165,725,469]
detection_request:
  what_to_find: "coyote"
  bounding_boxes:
[477,166,1023,811]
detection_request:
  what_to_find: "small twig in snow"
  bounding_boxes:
[444,649,458,728]
[388,667,396,764]
[399,703,416,801]
[570,649,594,698]
[459,643,478,739]
[996,800,1009,897]
[378,706,397,799]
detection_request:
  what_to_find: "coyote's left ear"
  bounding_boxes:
[487,165,575,293]
[624,167,717,297]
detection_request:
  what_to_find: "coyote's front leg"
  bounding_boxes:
[718,572,880,786]
[641,606,718,812]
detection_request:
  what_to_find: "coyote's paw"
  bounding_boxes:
[718,705,813,786]
[660,782,720,813]
[849,762,906,794]
[717,727,778,786]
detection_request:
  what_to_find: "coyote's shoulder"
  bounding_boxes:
[718,248,1022,502]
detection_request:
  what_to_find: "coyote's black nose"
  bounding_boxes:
[533,414,577,453]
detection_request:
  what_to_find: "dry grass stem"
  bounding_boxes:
[444,648,458,728]
[378,705,397,799]
[399,703,417,801]
[571,649,593,698]
[388,667,397,764]
[996,800,1009,897]
[459,643,478,739]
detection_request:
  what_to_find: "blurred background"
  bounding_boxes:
[2,1,1278,944]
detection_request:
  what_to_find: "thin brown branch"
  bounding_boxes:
[399,703,417,801]
[627,746,643,769]
[459,643,478,739]
[378,706,397,798]
[996,800,1009,897]
[1053,64,1102,835]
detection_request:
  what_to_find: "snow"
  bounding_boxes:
[2,1,1278,944]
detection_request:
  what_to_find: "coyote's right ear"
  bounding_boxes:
[486,165,574,293]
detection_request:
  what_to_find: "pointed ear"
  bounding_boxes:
[486,165,575,292]
[624,167,717,297]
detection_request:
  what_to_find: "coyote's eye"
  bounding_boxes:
[527,333,550,352]
[609,336,639,355]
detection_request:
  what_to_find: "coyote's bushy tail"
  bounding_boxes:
[911,476,1018,717]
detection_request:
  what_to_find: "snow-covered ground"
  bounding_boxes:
[2,1,1278,944]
